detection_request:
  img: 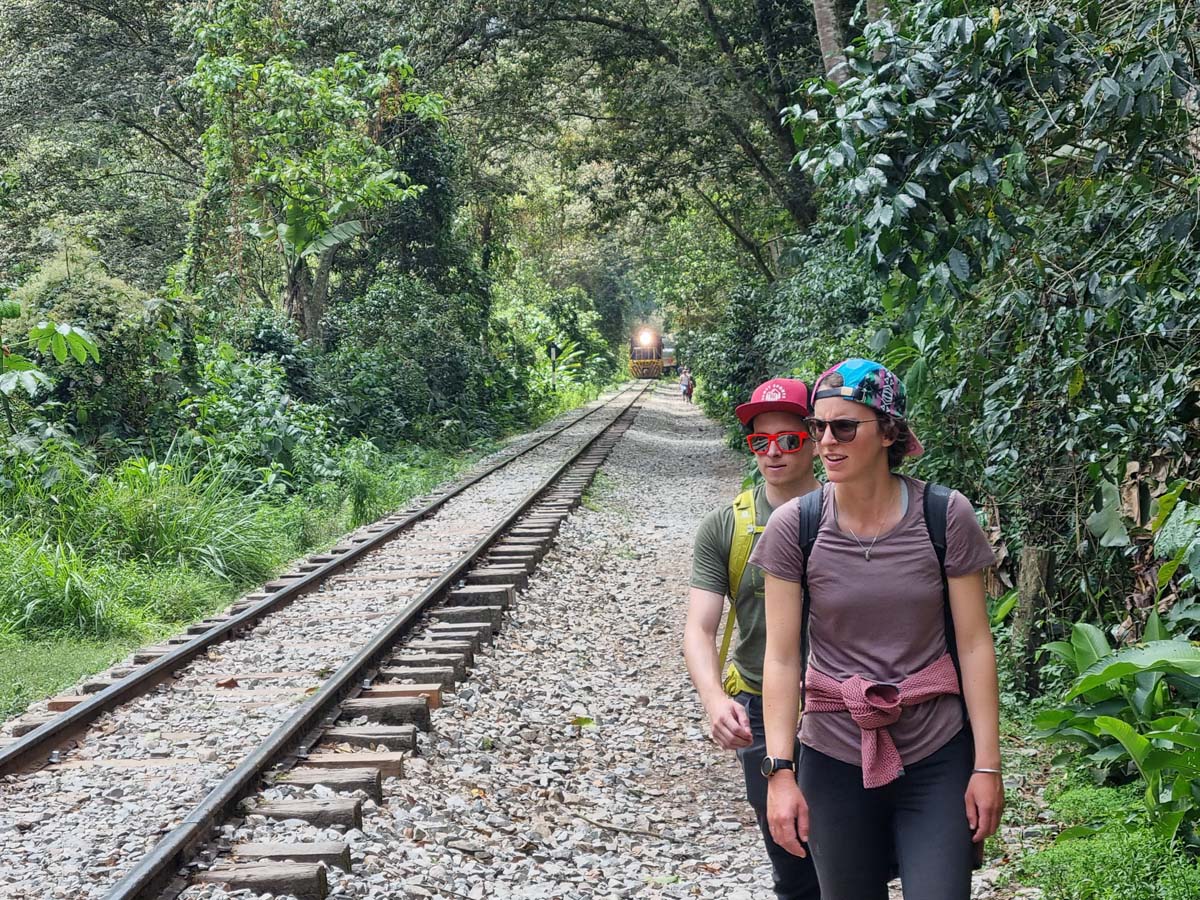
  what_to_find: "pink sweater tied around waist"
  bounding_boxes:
[803,653,961,789]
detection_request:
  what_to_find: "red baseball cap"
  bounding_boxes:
[734,378,810,426]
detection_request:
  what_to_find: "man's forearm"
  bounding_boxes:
[683,623,726,710]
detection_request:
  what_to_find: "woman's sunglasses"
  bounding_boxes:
[745,431,808,455]
[806,417,877,443]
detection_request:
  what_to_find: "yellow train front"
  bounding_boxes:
[630,327,664,379]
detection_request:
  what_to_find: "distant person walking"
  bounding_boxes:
[679,367,691,400]
[751,359,1002,900]
[684,378,821,900]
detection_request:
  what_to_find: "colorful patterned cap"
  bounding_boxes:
[734,378,810,426]
[812,358,924,456]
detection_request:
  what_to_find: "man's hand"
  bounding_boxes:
[767,777,809,857]
[706,695,752,749]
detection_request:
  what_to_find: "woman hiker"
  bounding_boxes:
[684,377,821,900]
[751,358,1003,900]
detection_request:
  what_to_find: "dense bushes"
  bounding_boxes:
[684,0,1200,629]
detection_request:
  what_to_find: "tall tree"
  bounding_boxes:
[183,1,443,340]
[811,0,848,82]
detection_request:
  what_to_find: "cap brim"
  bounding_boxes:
[734,400,808,426]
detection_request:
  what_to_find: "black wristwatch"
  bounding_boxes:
[760,756,795,778]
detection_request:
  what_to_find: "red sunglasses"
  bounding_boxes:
[745,431,809,455]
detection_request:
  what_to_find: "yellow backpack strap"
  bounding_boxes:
[718,489,762,672]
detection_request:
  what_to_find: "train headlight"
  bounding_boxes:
[638,330,653,347]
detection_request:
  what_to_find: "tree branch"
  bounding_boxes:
[693,189,775,283]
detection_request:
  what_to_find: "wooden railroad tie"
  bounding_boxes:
[304,750,406,778]
[427,621,495,644]
[483,554,538,574]
[254,797,363,829]
[463,566,528,589]
[448,584,513,609]
[430,605,504,630]
[320,724,417,752]
[233,841,351,871]
[405,639,475,666]
[279,766,382,803]
[195,862,327,900]
[340,696,431,730]
[362,683,444,707]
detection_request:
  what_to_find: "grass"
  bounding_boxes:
[0,432,523,719]
[1014,823,1200,900]
[0,634,143,720]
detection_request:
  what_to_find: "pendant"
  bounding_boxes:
[864,549,871,562]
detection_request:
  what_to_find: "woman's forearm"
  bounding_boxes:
[960,636,1001,768]
[763,573,804,760]
[763,653,802,759]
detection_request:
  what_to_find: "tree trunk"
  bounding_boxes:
[1013,546,1053,695]
[812,0,848,83]
[305,248,335,348]
[285,259,315,341]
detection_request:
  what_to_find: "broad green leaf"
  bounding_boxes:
[1068,365,1084,399]
[50,332,67,363]
[1042,640,1077,667]
[1086,481,1129,547]
[1143,732,1200,751]
[1070,622,1112,673]
[1069,641,1200,698]
[1144,610,1168,642]
[1094,716,1151,770]
[947,248,970,280]
[990,590,1018,626]
[1156,501,1200,557]
[1150,481,1187,534]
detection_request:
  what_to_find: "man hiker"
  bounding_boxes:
[683,378,821,899]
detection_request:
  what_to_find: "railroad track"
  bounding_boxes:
[0,381,654,900]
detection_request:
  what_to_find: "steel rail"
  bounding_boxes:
[0,382,640,776]
[104,381,651,900]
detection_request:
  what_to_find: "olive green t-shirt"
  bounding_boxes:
[689,483,777,693]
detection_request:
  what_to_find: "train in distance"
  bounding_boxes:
[629,326,677,379]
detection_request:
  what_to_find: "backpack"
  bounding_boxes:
[796,482,968,724]
[717,488,761,673]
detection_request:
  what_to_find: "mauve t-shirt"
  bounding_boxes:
[748,476,996,768]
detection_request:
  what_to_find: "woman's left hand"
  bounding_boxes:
[964,772,1005,843]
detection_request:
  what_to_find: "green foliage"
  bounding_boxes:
[1016,824,1200,900]
[181,344,339,492]
[782,0,1200,617]
[682,230,878,430]
[0,635,142,720]
[1036,615,1200,843]
[9,243,175,441]
[184,0,444,337]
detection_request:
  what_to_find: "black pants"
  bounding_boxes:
[733,693,821,900]
[797,729,974,900]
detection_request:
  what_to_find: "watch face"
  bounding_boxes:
[760,756,775,778]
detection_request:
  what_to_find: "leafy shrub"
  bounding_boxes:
[1036,615,1200,842]
[11,242,180,443]
[182,344,339,491]
[1016,825,1200,900]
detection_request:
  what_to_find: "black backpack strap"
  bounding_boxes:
[923,482,969,726]
[797,485,825,712]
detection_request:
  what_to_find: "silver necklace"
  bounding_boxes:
[834,483,897,562]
